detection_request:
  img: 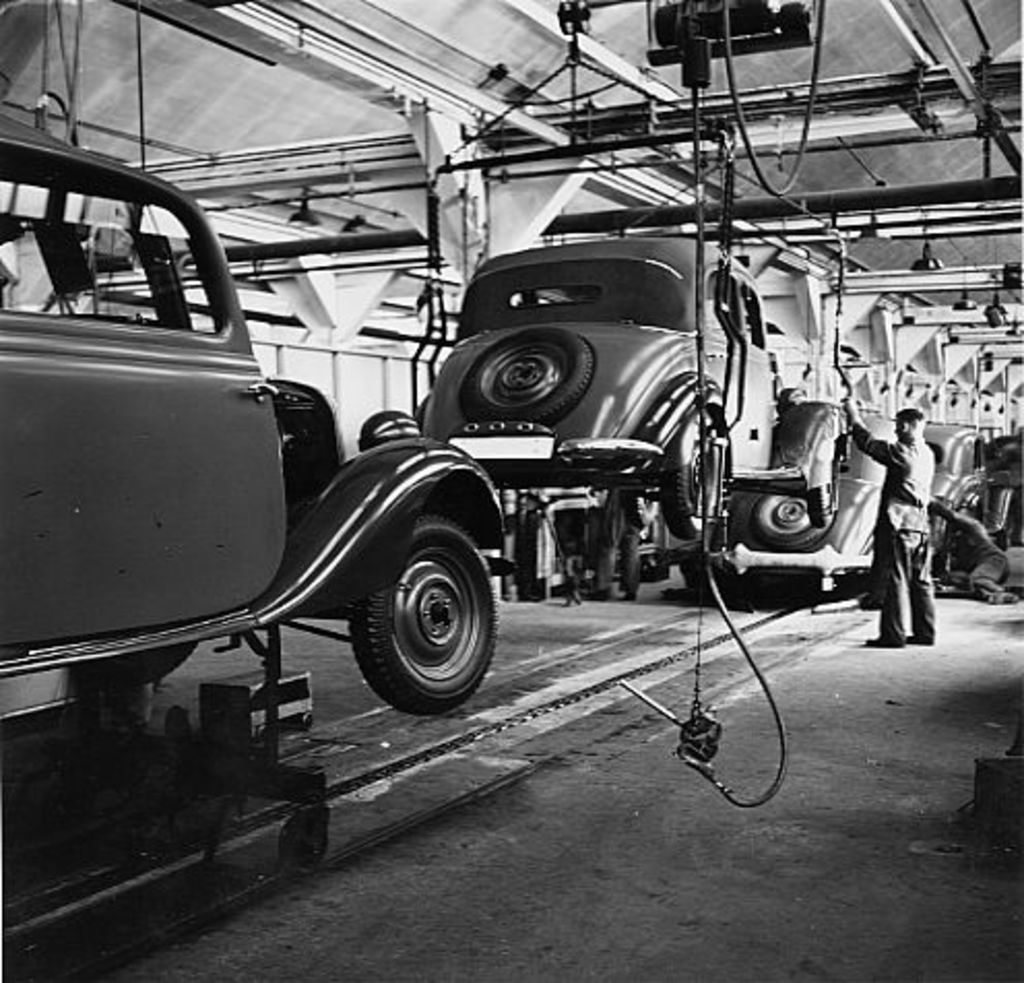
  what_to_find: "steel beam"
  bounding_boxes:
[544,175,1021,235]
[887,0,1021,173]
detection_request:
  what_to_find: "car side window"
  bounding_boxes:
[740,281,766,351]
[709,272,766,352]
[0,180,216,333]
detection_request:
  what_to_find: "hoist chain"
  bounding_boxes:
[688,124,738,731]
[717,126,737,257]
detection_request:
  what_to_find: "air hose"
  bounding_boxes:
[620,557,789,808]
[620,49,788,807]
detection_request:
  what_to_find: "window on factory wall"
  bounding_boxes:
[0,180,216,333]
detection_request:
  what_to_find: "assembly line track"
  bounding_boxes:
[4,603,802,980]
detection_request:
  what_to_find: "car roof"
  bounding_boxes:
[476,237,702,279]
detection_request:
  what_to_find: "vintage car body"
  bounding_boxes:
[420,238,843,539]
[925,423,1007,562]
[985,431,1022,546]
[926,424,988,513]
[723,417,1009,589]
[0,116,502,716]
[722,411,887,586]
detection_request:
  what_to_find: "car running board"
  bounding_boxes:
[729,465,808,495]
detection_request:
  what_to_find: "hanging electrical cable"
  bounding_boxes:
[51,0,84,145]
[722,0,828,197]
[831,224,853,398]
[135,0,147,169]
[34,0,51,132]
[620,20,788,805]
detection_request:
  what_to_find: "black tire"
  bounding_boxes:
[459,327,595,423]
[349,515,497,715]
[660,415,725,540]
[729,491,833,552]
[619,527,641,600]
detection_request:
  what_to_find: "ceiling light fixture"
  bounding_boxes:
[288,193,320,227]
[984,291,1007,327]
[910,240,943,271]
[953,289,977,311]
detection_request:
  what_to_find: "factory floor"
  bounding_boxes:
[98,557,1024,983]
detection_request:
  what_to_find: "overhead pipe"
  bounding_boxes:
[222,175,1019,264]
[546,175,1021,235]
[224,228,424,263]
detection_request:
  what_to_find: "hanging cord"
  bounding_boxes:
[722,0,828,197]
[622,79,788,808]
[34,0,51,131]
[689,55,712,709]
[831,226,852,397]
[49,0,84,144]
[411,179,450,410]
[690,569,789,806]
[135,0,147,169]
[692,119,788,809]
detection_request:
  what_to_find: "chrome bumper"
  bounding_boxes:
[723,543,872,577]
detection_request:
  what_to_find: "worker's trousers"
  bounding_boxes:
[878,524,936,645]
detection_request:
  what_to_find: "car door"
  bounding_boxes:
[0,149,286,647]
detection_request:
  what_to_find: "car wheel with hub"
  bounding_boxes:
[729,491,834,552]
[660,414,726,541]
[349,515,497,715]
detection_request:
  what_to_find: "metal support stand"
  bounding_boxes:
[202,625,328,865]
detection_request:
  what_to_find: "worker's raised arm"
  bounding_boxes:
[842,397,897,466]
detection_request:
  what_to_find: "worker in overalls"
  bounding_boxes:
[843,400,936,648]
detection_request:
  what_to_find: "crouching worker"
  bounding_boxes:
[929,499,1018,605]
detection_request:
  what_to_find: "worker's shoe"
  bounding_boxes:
[906,636,935,646]
[986,591,1019,604]
[864,637,905,649]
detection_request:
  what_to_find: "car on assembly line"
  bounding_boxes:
[984,431,1022,546]
[926,423,1013,568]
[722,416,1011,592]
[419,237,845,546]
[721,410,884,591]
[0,115,504,721]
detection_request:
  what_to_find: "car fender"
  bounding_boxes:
[633,372,725,470]
[251,439,503,624]
[774,401,843,522]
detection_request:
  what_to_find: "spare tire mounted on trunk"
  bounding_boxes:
[459,328,595,424]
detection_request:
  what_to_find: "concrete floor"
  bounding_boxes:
[102,583,1023,983]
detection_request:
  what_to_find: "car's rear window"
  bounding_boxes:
[0,179,216,333]
[508,285,602,309]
